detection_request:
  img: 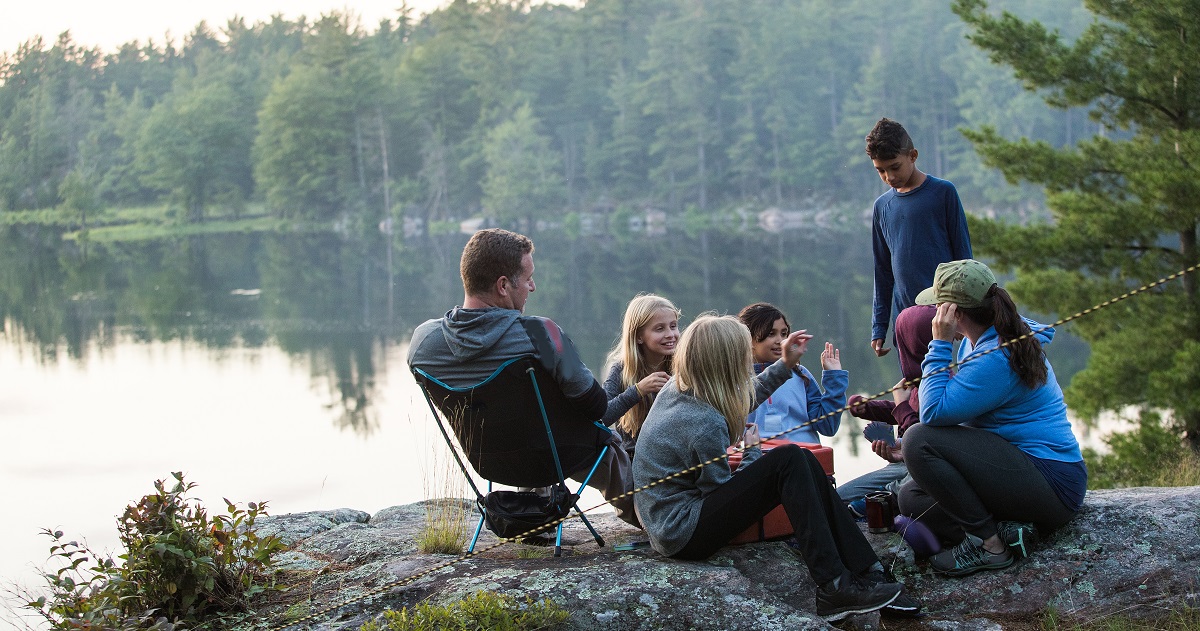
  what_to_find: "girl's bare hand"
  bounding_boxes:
[636,371,670,396]
[820,342,841,370]
[782,329,813,367]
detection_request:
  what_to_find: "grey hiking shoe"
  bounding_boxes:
[931,534,1013,577]
[996,520,1039,559]
[815,572,902,622]
[859,569,921,617]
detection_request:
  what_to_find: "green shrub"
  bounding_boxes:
[360,591,569,631]
[25,472,285,630]
[1084,414,1200,489]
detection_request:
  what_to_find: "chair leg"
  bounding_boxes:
[574,506,606,548]
[554,522,563,557]
[468,513,486,553]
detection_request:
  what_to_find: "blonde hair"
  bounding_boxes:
[674,314,754,445]
[605,294,681,438]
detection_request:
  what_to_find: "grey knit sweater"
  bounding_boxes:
[632,359,793,556]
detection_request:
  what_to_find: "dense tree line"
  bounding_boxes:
[0,0,1093,225]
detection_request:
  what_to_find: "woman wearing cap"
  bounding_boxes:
[898,259,1086,577]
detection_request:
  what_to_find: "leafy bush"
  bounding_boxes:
[25,472,285,630]
[360,591,569,631]
[1084,414,1200,489]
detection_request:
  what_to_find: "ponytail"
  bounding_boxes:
[960,286,1048,389]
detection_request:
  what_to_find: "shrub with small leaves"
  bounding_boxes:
[25,472,285,630]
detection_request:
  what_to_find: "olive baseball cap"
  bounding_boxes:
[914,259,996,308]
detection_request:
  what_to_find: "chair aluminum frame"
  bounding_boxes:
[413,357,608,556]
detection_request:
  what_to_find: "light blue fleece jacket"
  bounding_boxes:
[918,319,1082,463]
[633,360,793,557]
[746,364,847,444]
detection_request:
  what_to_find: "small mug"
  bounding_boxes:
[865,490,896,534]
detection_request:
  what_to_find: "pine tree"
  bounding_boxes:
[954,0,1200,447]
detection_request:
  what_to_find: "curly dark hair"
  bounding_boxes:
[865,117,914,160]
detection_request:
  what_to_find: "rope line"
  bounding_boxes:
[274,261,1200,630]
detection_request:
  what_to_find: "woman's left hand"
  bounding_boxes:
[782,329,813,368]
[932,302,959,342]
[892,378,911,405]
[820,342,841,370]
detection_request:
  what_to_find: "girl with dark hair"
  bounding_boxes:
[900,259,1086,576]
[736,303,847,444]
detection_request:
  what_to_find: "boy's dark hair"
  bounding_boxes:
[865,118,915,160]
[460,228,534,296]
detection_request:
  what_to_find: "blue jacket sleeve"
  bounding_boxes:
[919,339,1016,426]
[806,367,848,437]
[871,204,894,342]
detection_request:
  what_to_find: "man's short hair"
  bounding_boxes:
[460,228,534,296]
[865,118,915,160]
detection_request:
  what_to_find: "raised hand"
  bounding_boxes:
[782,329,813,368]
[932,302,959,342]
[820,342,841,370]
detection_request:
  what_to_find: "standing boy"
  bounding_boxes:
[867,118,972,357]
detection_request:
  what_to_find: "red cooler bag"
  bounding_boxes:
[726,439,835,544]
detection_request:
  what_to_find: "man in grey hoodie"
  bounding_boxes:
[407,228,636,525]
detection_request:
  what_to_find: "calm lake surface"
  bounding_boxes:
[0,220,1101,627]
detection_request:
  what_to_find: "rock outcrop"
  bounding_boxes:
[254,486,1200,630]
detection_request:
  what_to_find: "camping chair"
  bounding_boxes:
[412,356,611,557]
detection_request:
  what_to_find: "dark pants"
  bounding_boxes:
[898,423,1075,544]
[674,445,880,585]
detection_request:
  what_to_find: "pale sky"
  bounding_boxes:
[1,0,450,54]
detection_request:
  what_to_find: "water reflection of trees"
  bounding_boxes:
[0,222,1090,437]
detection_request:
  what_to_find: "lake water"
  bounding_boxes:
[0,221,1102,628]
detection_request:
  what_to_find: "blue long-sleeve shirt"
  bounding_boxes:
[871,175,972,342]
[747,363,847,444]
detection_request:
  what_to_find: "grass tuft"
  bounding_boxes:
[1042,604,1200,631]
[416,438,470,555]
[360,591,568,631]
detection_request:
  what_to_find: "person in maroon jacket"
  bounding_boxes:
[838,305,937,508]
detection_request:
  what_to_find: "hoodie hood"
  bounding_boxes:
[440,306,523,362]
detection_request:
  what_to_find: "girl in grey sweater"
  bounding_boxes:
[632,315,914,622]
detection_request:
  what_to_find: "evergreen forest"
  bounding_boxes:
[0,0,1091,228]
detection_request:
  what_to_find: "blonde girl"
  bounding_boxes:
[633,315,914,622]
[602,294,681,457]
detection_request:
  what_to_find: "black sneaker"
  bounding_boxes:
[996,521,1038,559]
[859,569,922,617]
[931,534,1013,577]
[815,572,902,622]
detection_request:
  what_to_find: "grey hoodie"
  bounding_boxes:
[407,307,607,418]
